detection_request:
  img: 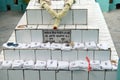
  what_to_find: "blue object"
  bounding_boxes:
[7,42,14,46]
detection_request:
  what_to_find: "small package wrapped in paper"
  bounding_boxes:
[73,42,85,49]
[79,60,88,70]
[85,41,97,49]
[57,61,69,70]
[18,43,30,49]
[47,60,57,70]
[23,60,34,69]
[12,60,24,69]
[100,60,112,70]
[69,61,81,70]
[61,43,72,50]
[97,43,110,50]
[40,42,50,49]
[29,42,41,48]
[1,61,12,69]
[34,60,46,69]
[90,60,101,70]
[50,43,62,50]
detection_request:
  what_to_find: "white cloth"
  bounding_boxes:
[69,61,80,70]
[47,60,57,70]
[85,41,97,49]
[29,42,41,48]
[40,42,50,49]
[73,42,85,49]
[61,43,72,50]
[78,60,88,70]
[90,60,101,70]
[50,43,62,50]
[97,43,110,50]
[1,61,12,69]
[100,60,112,70]
[23,60,34,69]
[34,61,46,69]
[12,60,24,69]
[18,43,30,48]
[57,61,69,70]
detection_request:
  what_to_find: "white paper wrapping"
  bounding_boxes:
[97,43,110,50]
[69,61,80,70]
[1,61,12,69]
[23,60,34,69]
[61,43,72,50]
[12,60,24,69]
[85,41,97,49]
[73,42,85,49]
[50,43,62,50]
[34,60,46,69]
[57,61,69,70]
[40,42,51,49]
[100,60,112,70]
[78,60,88,70]
[29,42,41,48]
[18,43,30,48]
[90,60,101,70]
[47,60,57,70]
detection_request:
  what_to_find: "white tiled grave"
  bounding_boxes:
[0,0,119,80]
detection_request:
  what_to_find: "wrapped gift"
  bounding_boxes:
[34,60,46,69]
[23,60,34,69]
[1,61,12,69]
[73,42,85,49]
[57,61,69,70]
[85,41,97,49]
[90,60,101,70]
[47,60,57,70]
[12,60,24,69]
[100,60,112,70]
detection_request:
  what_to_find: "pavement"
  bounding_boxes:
[0,10,120,57]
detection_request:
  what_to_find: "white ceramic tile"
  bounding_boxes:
[105,71,117,80]
[24,70,39,80]
[0,70,8,80]
[4,50,20,60]
[89,71,105,80]
[31,30,43,42]
[73,9,87,24]
[73,71,88,80]
[42,10,54,24]
[20,50,35,61]
[71,30,82,42]
[82,30,98,42]
[78,51,93,60]
[27,10,42,24]
[62,50,77,61]
[8,70,23,80]
[95,50,110,61]
[60,10,73,25]
[36,50,51,60]
[56,71,71,80]
[51,50,62,60]
[40,71,55,80]
[16,30,31,43]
